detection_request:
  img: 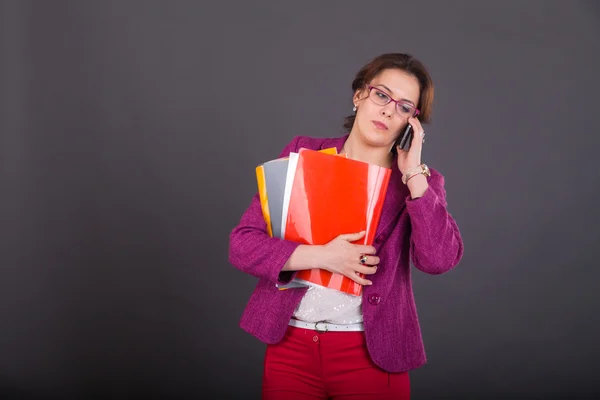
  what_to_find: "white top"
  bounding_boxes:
[292,284,363,324]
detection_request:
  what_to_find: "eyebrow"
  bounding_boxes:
[374,84,416,106]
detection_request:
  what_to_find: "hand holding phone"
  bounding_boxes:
[396,124,413,152]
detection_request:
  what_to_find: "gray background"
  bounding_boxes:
[1,0,599,398]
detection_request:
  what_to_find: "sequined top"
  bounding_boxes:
[292,284,363,324]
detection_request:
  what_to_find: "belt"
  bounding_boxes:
[289,318,364,332]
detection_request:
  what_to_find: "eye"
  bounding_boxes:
[399,103,413,114]
[375,90,389,101]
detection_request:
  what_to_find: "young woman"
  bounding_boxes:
[229,53,464,399]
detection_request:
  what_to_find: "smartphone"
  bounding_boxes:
[395,124,413,152]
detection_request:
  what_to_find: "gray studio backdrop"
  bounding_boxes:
[1,0,599,398]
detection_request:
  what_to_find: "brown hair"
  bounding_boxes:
[343,53,434,134]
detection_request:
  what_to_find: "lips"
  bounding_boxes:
[371,120,388,130]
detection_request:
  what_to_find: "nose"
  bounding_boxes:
[380,104,394,118]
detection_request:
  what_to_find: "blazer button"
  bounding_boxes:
[368,294,381,305]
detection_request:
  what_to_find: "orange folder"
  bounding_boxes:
[283,148,391,296]
[255,165,273,237]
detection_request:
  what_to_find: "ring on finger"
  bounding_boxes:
[359,254,368,265]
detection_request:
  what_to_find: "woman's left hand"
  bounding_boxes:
[396,117,425,174]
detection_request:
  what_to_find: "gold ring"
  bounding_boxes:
[359,255,368,265]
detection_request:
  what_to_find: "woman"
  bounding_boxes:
[228,53,464,399]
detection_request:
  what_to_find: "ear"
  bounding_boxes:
[353,88,368,106]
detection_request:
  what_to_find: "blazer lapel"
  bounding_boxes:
[375,158,408,238]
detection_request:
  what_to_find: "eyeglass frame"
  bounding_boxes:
[365,85,420,119]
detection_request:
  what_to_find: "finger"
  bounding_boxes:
[358,245,377,255]
[346,271,373,286]
[408,117,425,148]
[355,264,378,275]
[366,255,380,265]
[408,117,423,134]
[337,231,366,242]
[357,254,380,266]
[409,132,423,154]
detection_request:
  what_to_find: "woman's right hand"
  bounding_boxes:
[318,231,379,285]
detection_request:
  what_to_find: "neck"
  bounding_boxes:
[342,132,394,169]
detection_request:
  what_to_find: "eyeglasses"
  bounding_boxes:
[366,85,420,119]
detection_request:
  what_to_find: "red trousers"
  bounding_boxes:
[262,326,410,399]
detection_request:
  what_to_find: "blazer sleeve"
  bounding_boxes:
[228,136,302,284]
[405,169,464,275]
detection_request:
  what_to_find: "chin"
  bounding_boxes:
[361,126,393,147]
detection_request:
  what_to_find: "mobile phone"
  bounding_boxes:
[396,124,413,152]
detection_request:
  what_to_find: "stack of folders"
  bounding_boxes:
[255,146,391,296]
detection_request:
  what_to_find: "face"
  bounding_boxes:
[352,68,421,149]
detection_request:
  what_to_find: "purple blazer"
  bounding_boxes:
[228,134,464,373]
